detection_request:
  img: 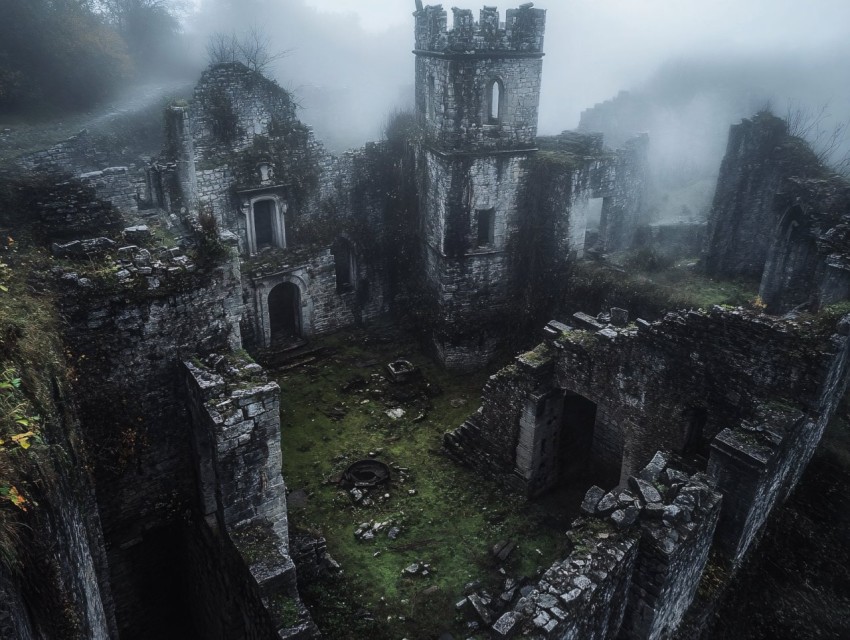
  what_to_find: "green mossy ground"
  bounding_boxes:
[576,253,760,314]
[277,328,573,639]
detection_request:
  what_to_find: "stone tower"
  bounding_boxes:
[413,3,546,368]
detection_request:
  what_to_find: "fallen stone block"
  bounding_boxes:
[629,477,663,504]
[572,311,605,331]
[580,485,606,515]
[492,611,521,638]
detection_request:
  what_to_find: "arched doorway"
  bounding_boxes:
[268,282,302,343]
[760,205,817,311]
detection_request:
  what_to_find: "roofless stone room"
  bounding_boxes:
[1,1,849,639]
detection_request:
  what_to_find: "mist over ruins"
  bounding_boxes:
[1,2,849,639]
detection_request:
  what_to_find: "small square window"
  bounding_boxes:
[476,209,495,247]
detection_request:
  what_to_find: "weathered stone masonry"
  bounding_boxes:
[58,256,246,638]
[490,454,722,640]
[414,4,650,368]
[704,111,850,313]
[446,306,850,637]
[150,63,390,350]
[182,355,315,639]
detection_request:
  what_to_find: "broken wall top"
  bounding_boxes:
[414,4,546,54]
[182,62,302,160]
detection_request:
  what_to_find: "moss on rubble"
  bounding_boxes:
[564,257,759,319]
[277,328,572,639]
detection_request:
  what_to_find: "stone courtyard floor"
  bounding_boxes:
[275,326,580,639]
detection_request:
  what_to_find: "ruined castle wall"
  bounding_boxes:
[18,130,114,175]
[159,64,391,344]
[415,54,543,150]
[78,166,139,213]
[621,474,722,639]
[445,354,554,481]
[17,130,142,214]
[492,520,639,639]
[597,135,651,252]
[59,258,244,637]
[0,574,34,639]
[704,113,825,279]
[419,149,533,367]
[709,321,850,565]
[489,456,724,639]
[759,176,850,313]
[189,63,298,158]
[0,468,115,640]
[448,308,837,492]
[241,245,385,348]
[180,357,315,639]
[166,105,199,211]
[414,5,545,150]
[0,357,117,640]
[420,151,527,261]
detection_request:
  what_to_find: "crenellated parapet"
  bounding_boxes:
[414,4,546,55]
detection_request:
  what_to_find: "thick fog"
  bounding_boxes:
[186,0,850,217]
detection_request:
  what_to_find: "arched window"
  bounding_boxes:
[487,79,504,124]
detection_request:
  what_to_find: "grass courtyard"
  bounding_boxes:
[276,327,574,639]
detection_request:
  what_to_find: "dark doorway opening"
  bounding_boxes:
[332,238,355,291]
[268,282,301,343]
[558,392,599,482]
[254,200,275,249]
[682,407,709,458]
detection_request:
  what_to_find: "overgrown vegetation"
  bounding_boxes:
[562,255,759,319]
[0,226,95,638]
[508,151,576,332]
[0,232,57,560]
[784,100,850,177]
[0,0,186,114]
[194,205,230,268]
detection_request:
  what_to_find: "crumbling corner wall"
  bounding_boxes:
[491,452,722,639]
[183,354,317,639]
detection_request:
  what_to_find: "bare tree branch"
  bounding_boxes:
[206,26,289,75]
[785,99,850,173]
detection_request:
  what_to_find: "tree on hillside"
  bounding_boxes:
[100,0,186,75]
[0,0,132,111]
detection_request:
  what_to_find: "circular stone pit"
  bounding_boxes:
[341,460,391,489]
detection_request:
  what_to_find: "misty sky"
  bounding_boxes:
[295,0,850,128]
[190,0,850,173]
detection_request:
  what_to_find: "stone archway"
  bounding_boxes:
[760,205,817,312]
[268,282,302,343]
